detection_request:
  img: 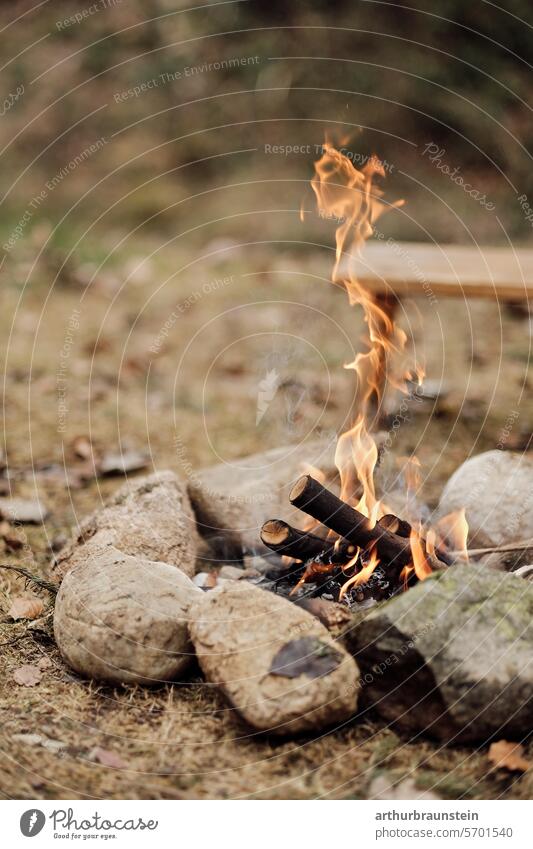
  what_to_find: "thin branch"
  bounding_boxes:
[452,538,533,558]
[0,564,58,595]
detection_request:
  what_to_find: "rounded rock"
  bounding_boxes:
[54,537,200,685]
[436,451,533,547]
[53,471,198,580]
[189,582,359,734]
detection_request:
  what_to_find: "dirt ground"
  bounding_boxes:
[1,238,532,799]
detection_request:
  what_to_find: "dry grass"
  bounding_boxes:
[1,240,532,799]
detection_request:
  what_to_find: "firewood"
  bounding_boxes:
[260,519,356,564]
[377,513,412,538]
[289,475,448,573]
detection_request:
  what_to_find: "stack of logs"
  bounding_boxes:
[260,475,452,604]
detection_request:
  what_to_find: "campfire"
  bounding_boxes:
[260,474,455,606]
[48,141,532,748]
[258,141,468,608]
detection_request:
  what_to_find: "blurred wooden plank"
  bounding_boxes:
[336,242,533,300]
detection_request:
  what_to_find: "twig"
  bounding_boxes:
[452,538,533,558]
[0,564,58,595]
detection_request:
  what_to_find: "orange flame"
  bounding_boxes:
[311,142,407,520]
[308,143,467,599]
[339,547,379,600]
[409,528,433,581]
[436,508,469,560]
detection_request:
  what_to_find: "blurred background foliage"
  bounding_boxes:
[1,0,533,262]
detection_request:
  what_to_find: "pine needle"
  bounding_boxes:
[0,564,58,595]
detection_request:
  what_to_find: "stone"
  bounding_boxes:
[53,470,198,580]
[218,565,248,581]
[0,497,48,523]
[187,438,339,558]
[189,582,359,734]
[98,449,148,476]
[54,535,200,685]
[344,562,533,742]
[436,451,533,547]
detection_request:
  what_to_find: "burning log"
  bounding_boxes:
[260,519,356,564]
[377,513,412,538]
[290,474,411,570]
[289,475,449,574]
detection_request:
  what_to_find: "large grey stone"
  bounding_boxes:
[187,438,339,558]
[53,471,198,580]
[436,451,533,547]
[344,562,533,742]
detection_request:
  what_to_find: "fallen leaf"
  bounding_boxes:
[369,775,440,800]
[98,450,148,476]
[270,637,343,679]
[0,497,48,523]
[89,747,127,769]
[71,435,93,460]
[0,520,24,551]
[8,597,45,620]
[2,531,24,551]
[488,740,531,773]
[13,665,42,687]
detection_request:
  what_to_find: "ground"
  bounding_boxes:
[1,238,532,799]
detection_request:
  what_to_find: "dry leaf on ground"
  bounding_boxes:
[72,435,93,460]
[1,521,24,550]
[13,665,42,687]
[488,740,531,773]
[89,747,127,769]
[7,597,44,620]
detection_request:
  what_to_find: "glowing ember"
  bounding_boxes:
[339,547,379,600]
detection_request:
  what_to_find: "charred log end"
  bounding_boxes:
[261,520,289,547]
[289,474,310,505]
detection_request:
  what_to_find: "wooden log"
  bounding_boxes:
[376,514,453,566]
[289,475,412,568]
[289,475,449,571]
[377,513,412,538]
[260,519,357,564]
